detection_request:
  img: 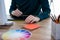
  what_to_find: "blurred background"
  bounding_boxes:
[4,0,60,17]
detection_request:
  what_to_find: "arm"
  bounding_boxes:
[9,0,17,14]
[37,0,51,21]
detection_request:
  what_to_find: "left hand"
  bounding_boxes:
[25,15,40,23]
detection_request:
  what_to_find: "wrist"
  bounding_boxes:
[36,16,40,21]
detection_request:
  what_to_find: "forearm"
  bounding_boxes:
[37,11,50,21]
[38,0,51,21]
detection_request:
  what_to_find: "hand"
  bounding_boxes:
[12,9,23,17]
[25,15,40,23]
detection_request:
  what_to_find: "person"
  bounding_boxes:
[9,0,51,23]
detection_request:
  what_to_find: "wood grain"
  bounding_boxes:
[0,18,54,40]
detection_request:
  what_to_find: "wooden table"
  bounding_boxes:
[0,18,52,40]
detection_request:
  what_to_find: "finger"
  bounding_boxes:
[13,12,19,16]
[17,11,22,16]
[15,10,20,14]
[27,18,33,23]
[25,17,33,23]
[31,19,40,23]
[30,19,35,23]
[17,9,23,14]
[25,15,31,22]
[25,15,34,22]
[15,10,22,16]
[12,10,19,16]
[25,16,34,23]
[27,15,34,19]
[30,17,39,23]
[12,11,18,16]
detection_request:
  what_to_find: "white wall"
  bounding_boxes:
[51,0,60,17]
[4,0,11,15]
[0,0,7,25]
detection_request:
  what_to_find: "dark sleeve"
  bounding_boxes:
[37,0,51,21]
[9,0,17,14]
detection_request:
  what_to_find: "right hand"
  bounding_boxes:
[12,9,23,17]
